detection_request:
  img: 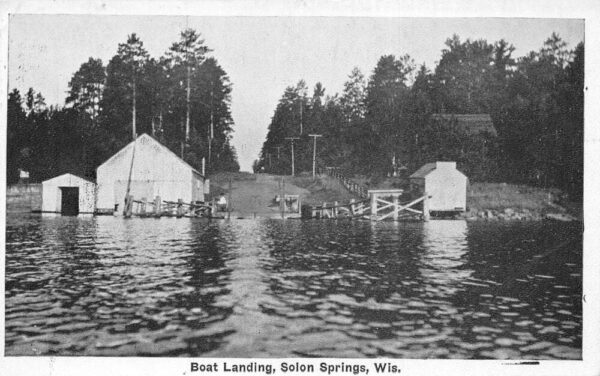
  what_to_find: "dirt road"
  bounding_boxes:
[212,174,309,217]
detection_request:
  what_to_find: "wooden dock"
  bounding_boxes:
[304,189,431,221]
[122,195,214,218]
[104,176,431,222]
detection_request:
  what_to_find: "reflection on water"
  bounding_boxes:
[5,214,582,359]
[419,220,472,295]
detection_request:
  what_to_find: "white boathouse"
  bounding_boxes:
[409,161,467,212]
[42,173,96,215]
[95,133,207,214]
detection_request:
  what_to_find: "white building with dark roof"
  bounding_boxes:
[409,161,467,213]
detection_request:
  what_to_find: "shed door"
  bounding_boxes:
[60,187,79,216]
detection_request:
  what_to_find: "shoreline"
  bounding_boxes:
[6,177,583,223]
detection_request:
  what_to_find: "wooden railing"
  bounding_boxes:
[124,195,213,218]
[323,166,368,199]
[368,189,430,221]
[305,190,430,221]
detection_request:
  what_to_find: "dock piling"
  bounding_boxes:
[177,199,184,218]
[423,193,430,221]
[370,193,377,220]
[154,196,162,217]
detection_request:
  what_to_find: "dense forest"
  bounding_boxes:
[7,29,240,185]
[256,34,584,200]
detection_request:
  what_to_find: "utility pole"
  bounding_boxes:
[209,82,214,170]
[309,134,322,178]
[285,137,300,176]
[185,65,191,142]
[299,99,303,135]
[275,146,282,160]
[132,77,136,140]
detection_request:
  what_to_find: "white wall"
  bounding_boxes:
[96,135,203,210]
[425,168,467,211]
[42,173,96,214]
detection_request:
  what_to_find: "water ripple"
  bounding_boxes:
[5,214,582,358]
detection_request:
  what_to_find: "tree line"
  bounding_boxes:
[256,33,583,200]
[7,29,240,185]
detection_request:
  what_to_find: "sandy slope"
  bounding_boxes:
[213,174,309,216]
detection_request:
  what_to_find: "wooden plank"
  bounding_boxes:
[377,195,427,221]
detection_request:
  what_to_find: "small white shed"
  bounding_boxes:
[42,173,96,215]
[96,133,207,213]
[410,161,467,212]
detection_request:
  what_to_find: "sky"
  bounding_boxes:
[8,15,584,171]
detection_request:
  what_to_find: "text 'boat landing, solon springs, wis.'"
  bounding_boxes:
[190,361,396,374]
[4,12,586,369]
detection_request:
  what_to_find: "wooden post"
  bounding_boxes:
[423,193,430,221]
[371,192,377,220]
[124,194,133,218]
[334,201,338,218]
[177,199,184,218]
[154,196,162,218]
[350,199,355,215]
[323,202,327,218]
[393,194,399,221]
[140,197,146,216]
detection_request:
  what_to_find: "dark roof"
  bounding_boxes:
[431,113,497,136]
[409,163,436,179]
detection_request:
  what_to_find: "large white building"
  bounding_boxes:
[409,161,467,213]
[42,173,96,215]
[96,133,207,213]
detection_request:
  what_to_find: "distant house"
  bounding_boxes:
[431,113,497,137]
[409,161,467,213]
[42,173,96,215]
[18,169,30,184]
[96,133,207,214]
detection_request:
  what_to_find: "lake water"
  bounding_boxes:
[5,214,582,359]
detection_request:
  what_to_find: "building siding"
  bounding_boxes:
[410,162,467,212]
[96,134,205,211]
[42,173,96,214]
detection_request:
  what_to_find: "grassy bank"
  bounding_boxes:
[288,174,357,206]
[465,182,581,221]
[343,174,581,221]
[468,183,559,212]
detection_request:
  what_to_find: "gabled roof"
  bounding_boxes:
[100,133,204,178]
[409,163,437,179]
[43,173,94,184]
[410,161,466,179]
[431,113,497,136]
